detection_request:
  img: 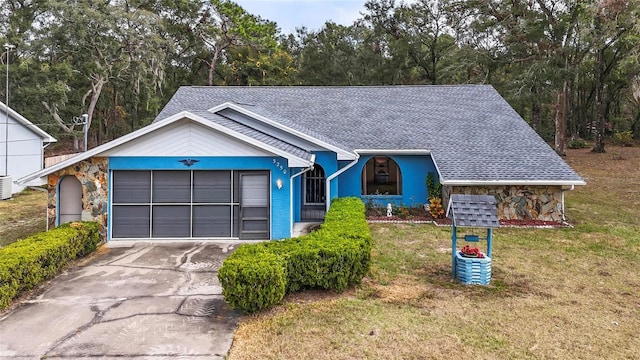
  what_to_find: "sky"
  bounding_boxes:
[233,0,369,34]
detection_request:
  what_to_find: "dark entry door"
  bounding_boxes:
[302,166,326,220]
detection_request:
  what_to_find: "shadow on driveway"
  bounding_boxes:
[0,242,240,359]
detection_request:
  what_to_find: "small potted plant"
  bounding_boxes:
[460,245,485,258]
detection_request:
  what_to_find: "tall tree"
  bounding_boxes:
[225,46,297,85]
[363,0,460,85]
[588,0,639,153]
[32,0,170,149]
[462,0,587,154]
[12,61,86,149]
[195,0,278,85]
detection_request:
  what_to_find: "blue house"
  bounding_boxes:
[18,86,585,241]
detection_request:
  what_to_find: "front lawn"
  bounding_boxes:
[0,189,47,247]
[227,146,640,359]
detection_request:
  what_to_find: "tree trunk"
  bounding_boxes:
[531,101,541,131]
[632,111,640,139]
[592,46,606,153]
[86,77,106,149]
[430,36,437,85]
[41,101,81,152]
[554,81,568,156]
[566,81,578,139]
[208,48,221,86]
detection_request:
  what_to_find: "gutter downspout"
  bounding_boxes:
[325,153,360,213]
[290,161,315,236]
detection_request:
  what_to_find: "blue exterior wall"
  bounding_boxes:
[337,155,437,207]
[108,156,291,240]
[292,151,338,221]
[105,154,436,240]
[317,151,339,202]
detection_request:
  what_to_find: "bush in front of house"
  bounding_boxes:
[218,249,287,314]
[0,222,101,310]
[218,197,372,313]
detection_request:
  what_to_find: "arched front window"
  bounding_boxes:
[58,176,83,224]
[361,157,402,195]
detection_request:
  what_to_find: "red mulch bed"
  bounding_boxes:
[366,207,569,228]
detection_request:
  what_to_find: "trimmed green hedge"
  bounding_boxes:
[0,222,101,310]
[218,197,372,313]
[217,251,287,313]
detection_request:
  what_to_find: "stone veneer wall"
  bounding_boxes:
[443,185,565,221]
[48,157,108,236]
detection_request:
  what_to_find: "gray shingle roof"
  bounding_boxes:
[190,110,313,161]
[447,194,500,228]
[156,85,584,183]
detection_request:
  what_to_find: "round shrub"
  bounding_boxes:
[218,251,287,313]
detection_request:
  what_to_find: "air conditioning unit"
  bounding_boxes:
[0,175,12,200]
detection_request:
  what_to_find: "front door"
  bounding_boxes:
[302,165,326,220]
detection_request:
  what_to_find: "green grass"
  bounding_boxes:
[231,218,640,359]
[228,146,640,360]
[0,189,47,247]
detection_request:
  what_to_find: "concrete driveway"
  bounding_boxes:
[0,242,240,359]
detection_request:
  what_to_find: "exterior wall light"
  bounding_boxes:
[276,178,283,189]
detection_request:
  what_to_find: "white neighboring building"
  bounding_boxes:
[1,101,57,195]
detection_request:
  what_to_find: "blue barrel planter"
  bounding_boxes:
[455,252,491,285]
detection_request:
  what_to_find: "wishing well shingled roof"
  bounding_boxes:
[447,194,500,228]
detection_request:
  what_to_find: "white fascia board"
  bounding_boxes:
[354,149,431,155]
[209,102,357,160]
[430,156,445,183]
[17,111,313,184]
[1,101,57,143]
[442,180,587,186]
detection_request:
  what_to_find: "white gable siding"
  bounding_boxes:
[0,113,46,193]
[102,120,274,157]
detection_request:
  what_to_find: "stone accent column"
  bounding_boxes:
[47,157,109,237]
